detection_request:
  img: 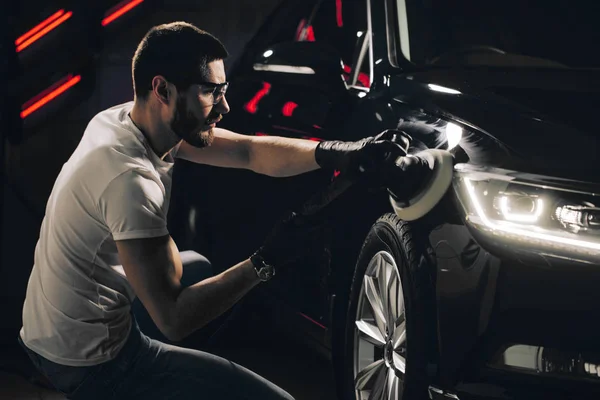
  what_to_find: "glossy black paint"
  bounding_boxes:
[385,69,600,179]
[169,0,600,398]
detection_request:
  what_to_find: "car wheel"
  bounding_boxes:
[335,213,437,400]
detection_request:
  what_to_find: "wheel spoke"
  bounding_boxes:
[392,321,406,349]
[387,368,400,400]
[395,273,405,323]
[364,275,387,339]
[391,310,406,340]
[393,351,406,374]
[386,271,400,332]
[356,320,386,347]
[377,256,392,335]
[367,364,388,400]
[355,359,385,391]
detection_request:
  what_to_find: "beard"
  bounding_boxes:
[170,95,216,148]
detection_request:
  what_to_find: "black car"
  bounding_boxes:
[166,0,600,399]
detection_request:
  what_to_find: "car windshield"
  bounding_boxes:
[399,0,600,68]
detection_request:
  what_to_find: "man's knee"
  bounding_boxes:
[179,250,213,287]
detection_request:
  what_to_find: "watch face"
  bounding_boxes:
[258,265,275,281]
[251,254,275,281]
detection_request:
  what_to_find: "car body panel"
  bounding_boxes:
[384,69,600,180]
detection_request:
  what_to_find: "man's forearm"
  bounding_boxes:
[170,259,260,341]
[248,135,320,177]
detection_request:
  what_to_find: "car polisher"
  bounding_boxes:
[296,147,455,222]
[386,149,455,221]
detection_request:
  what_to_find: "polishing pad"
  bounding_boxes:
[389,149,454,221]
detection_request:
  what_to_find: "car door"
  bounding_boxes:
[168,0,375,320]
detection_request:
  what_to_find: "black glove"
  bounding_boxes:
[253,210,327,269]
[384,151,436,205]
[314,129,410,176]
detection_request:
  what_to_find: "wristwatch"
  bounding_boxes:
[250,253,276,282]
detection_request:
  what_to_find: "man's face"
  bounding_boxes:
[169,59,230,148]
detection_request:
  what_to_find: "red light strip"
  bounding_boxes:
[21,75,81,118]
[342,63,370,88]
[16,11,73,52]
[336,0,344,27]
[302,136,323,142]
[295,19,316,42]
[282,101,298,117]
[15,10,64,46]
[306,25,315,41]
[357,73,370,88]
[102,0,144,26]
[298,313,326,329]
[272,125,310,135]
[244,82,271,114]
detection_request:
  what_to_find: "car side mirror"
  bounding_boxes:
[252,41,345,90]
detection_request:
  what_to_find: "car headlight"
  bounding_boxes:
[453,164,600,263]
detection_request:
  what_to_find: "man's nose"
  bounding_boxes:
[216,95,230,114]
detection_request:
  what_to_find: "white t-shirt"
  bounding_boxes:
[20,101,180,366]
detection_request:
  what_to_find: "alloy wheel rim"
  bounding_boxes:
[353,251,406,400]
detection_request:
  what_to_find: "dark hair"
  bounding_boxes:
[132,22,229,100]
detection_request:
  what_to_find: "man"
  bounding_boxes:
[18,22,407,399]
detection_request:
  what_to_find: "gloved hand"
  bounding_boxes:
[315,129,410,176]
[253,210,327,269]
[384,151,436,205]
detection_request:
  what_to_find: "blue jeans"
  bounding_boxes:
[18,251,294,400]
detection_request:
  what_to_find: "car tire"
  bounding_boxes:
[334,213,437,400]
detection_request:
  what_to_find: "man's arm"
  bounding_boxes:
[176,128,320,177]
[116,234,260,342]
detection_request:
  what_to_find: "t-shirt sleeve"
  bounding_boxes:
[98,170,169,241]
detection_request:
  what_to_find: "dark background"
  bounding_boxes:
[0,1,337,398]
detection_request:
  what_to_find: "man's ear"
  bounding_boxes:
[151,76,170,105]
